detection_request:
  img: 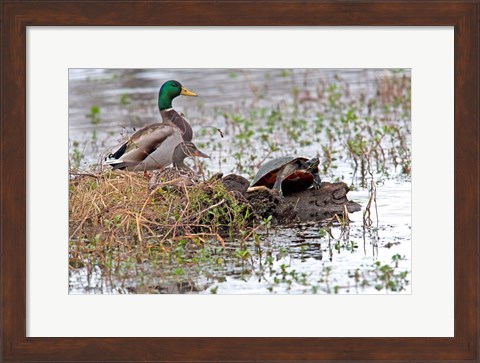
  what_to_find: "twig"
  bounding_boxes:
[189,199,225,220]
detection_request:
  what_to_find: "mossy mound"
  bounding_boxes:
[69,170,253,252]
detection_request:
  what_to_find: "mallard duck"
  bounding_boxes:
[158,80,197,141]
[105,80,199,171]
[106,124,208,171]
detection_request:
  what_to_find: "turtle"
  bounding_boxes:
[251,156,322,196]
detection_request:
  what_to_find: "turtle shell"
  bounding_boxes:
[251,156,315,194]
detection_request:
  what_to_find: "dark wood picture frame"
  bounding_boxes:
[1,1,478,362]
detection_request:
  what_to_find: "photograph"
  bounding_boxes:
[3,0,477,360]
[68,68,412,294]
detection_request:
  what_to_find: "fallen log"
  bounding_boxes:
[242,181,361,223]
[283,182,361,222]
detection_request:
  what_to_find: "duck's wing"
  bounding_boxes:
[161,108,193,141]
[106,124,177,169]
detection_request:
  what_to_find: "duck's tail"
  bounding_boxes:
[104,142,129,169]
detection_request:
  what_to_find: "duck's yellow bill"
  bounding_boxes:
[180,86,197,97]
[193,150,209,158]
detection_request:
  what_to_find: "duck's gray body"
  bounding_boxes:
[105,124,183,171]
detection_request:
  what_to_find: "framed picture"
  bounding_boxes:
[1,1,478,361]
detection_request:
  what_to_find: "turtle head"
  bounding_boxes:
[158,80,197,110]
[303,157,320,172]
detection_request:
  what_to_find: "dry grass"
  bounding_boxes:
[69,170,253,269]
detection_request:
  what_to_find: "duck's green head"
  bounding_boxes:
[158,80,197,110]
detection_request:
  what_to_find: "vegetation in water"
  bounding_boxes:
[69,169,409,294]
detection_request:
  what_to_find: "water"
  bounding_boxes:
[68,68,411,294]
